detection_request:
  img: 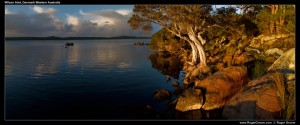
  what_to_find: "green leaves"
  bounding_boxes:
[255,5,295,35]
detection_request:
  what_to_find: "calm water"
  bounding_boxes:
[5,39,184,120]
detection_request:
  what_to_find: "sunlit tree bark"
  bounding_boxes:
[128,5,213,67]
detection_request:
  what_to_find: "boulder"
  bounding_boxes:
[173,86,185,97]
[183,65,211,85]
[249,34,294,51]
[224,49,296,119]
[222,73,283,119]
[265,56,277,64]
[265,48,284,58]
[268,48,296,119]
[194,66,248,110]
[216,62,225,71]
[267,48,295,82]
[172,81,180,87]
[232,52,256,65]
[222,53,234,66]
[153,89,172,101]
[175,89,203,112]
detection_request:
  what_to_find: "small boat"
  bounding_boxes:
[134,42,148,46]
[65,42,74,46]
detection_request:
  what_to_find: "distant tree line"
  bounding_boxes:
[5,36,151,40]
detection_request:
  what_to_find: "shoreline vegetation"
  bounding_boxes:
[5,35,151,40]
[129,5,295,120]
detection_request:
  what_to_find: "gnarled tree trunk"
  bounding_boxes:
[166,24,208,67]
[187,26,207,67]
[188,41,199,65]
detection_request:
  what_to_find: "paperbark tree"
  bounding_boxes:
[128,5,214,67]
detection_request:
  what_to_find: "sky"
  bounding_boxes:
[4,5,238,37]
[4,5,162,37]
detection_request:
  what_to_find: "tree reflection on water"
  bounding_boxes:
[148,51,183,80]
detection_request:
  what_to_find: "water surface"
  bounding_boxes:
[5,39,184,120]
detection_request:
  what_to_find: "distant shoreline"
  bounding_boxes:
[5,36,151,40]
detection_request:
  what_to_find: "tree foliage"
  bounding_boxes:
[148,28,172,51]
[255,5,295,35]
[149,28,188,52]
[128,5,215,67]
[128,5,295,69]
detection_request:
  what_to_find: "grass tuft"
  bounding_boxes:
[272,72,295,120]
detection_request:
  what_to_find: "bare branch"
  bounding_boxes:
[165,27,191,43]
[197,32,206,45]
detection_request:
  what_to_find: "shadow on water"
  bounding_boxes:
[130,51,185,119]
[148,51,183,79]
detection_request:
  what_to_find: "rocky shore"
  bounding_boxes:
[147,34,295,120]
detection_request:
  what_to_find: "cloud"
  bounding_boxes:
[65,9,142,37]
[66,14,79,26]
[116,9,132,16]
[5,9,13,14]
[5,6,148,37]
[5,6,64,37]
[32,5,56,14]
[90,16,115,26]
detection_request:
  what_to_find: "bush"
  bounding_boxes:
[252,59,265,79]
[149,28,187,53]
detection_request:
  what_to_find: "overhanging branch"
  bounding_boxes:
[165,27,191,43]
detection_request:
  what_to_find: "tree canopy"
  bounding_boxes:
[128,5,295,67]
[128,5,215,67]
